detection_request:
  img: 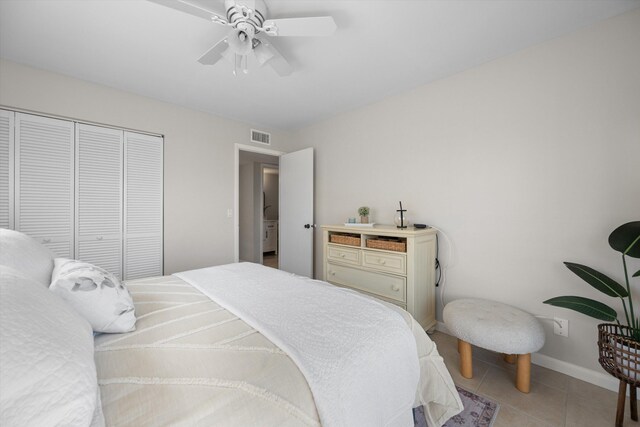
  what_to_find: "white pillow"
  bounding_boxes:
[0,228,54,286]
[49,258,136,333]
[0,265,103,427]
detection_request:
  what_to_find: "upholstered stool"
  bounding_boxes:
[443,298,545,393]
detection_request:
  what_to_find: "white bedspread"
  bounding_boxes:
[176,263,420,427]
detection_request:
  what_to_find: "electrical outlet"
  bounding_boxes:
[554,317,569,337]
[227,209,233,218]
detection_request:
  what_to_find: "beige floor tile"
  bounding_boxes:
[444,354,492,393]
[565,378,637,427]
[477,367,567,426]
[529,364,571,392]
[494,403,554,427]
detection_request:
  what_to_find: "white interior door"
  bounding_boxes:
[75,124,123,278]
[15,113,75,257]
[279,148,314,277]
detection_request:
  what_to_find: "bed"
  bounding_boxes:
[0,228,463,426]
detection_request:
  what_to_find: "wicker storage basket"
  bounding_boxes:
[330,234,361,247]
[366,238,406,252]
[598,323,640,386]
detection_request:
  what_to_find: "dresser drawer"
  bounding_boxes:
[362,250,406,275]
[326,263,406,303]
[327,244,360,266]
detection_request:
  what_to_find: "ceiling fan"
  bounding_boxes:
[149,0,337,76]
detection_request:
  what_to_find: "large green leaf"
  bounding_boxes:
[543,296,618,321]
[634,269,640,278]
[564,262,628,297]
[609,221,640,258]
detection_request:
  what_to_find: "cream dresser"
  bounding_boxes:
[321,225,437,331]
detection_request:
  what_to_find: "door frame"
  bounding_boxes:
[234,143,284,263]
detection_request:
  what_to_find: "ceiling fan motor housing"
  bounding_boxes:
[225,0,267,32]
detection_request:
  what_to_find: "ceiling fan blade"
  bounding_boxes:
[262,16,336,37]
[148,0,225,21]
[198,37,229,65]
[253,39,292,76]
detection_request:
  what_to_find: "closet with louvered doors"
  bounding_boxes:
[1,109,163,281]
[75,124,123,278]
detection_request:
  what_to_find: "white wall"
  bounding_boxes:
[0,59,295,274]
[292,9,640,372]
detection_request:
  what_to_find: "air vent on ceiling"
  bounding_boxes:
[251,129,271,145]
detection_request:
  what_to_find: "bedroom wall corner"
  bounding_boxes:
[0,59,297,275]
[290,8,640,375]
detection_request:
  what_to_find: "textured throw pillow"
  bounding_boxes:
[0,265,104,427]
[50,258,136,333]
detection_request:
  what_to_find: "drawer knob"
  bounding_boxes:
[339,253,346,258]
[378,259,386,265]
[42,238,51,243]
[391,284,400,292]
[97,236,103,240]
[330,271,335,276]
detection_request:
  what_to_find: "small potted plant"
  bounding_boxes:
[544,222,640,403]
[358,206,370,224]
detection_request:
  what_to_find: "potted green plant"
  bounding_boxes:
[544,221,640,409]
[358,206,370,224]
[544,221,640,335]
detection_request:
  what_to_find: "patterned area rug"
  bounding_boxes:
[414,386,499,427]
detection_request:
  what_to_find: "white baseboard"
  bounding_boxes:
[434,321,626,395]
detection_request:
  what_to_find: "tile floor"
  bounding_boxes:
[263,252,278,269]
[430,331,637,427]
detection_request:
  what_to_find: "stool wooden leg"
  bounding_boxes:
[617,380,627,427]
[516,353,531,393]
[459,340,473,379]
[503,353,517,364]
[631,385,638,421]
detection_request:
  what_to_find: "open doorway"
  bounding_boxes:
[235,144,315,277]
[262,165,279,268]
[236,144,283,267]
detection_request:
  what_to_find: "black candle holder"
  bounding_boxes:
[396,201,407,229]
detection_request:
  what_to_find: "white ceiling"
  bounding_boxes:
[1,0,638,130]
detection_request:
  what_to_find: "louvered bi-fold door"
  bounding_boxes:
[0,110,14,230]
[15,113,75,257]
[75,124,123,278]
[124,132,163,280]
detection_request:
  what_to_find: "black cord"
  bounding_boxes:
[435,233,441,287]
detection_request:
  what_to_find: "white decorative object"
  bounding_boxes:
[0,266,103,427]
[322,224,437,330]
[443,298,545,393]
[0,228,54,286]
[50,258,136,333]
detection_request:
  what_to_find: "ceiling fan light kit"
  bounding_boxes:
[150,0,337,76]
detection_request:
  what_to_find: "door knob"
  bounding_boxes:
[304,224,316,229]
